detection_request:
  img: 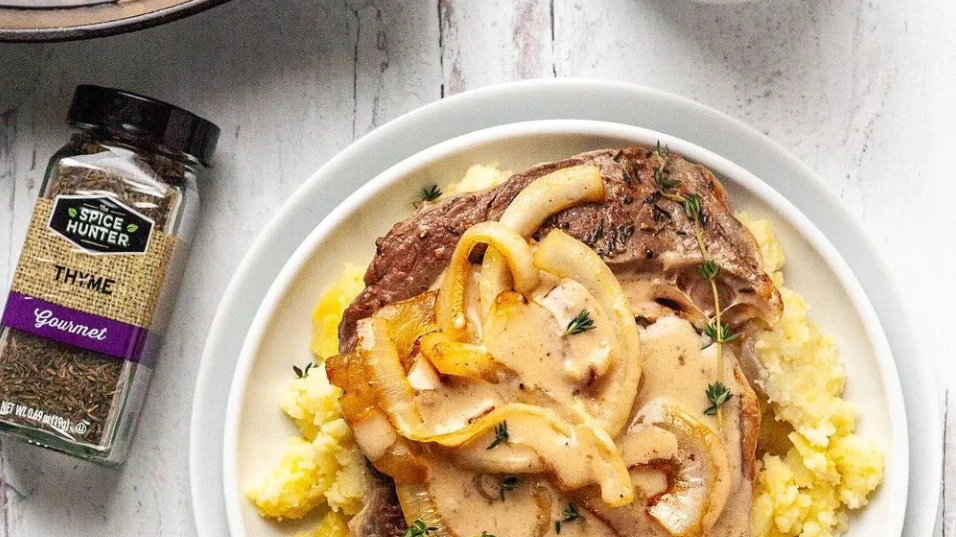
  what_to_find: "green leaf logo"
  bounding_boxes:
[126,224,139,233]
[67,208,78,218]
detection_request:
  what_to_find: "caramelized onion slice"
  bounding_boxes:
[418,331,503,381]
[419,403,633,507]
[530,482,555,537]
[480,165,605,316]
[357,317,426,435]
[374,291,439,364]
[436,221,538,341]
[534,229,642,437]
[637,399,732,537]
[326,351,379,424]
[396,483,453,537]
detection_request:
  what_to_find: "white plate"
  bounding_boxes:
[224,119,907,536]
[190,80,941,537]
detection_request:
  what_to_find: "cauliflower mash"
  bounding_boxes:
[246,171,883,537]
[739,213,884,537]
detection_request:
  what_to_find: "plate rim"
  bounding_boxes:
[221,119,909,537]
[189,79,940,537]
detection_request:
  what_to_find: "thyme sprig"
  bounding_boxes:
[704,322,741,344]
[651,140,739,427]
[292,362,315,378]
[487,421,510,450]
[654,142,681,189]
[403,519,437,537]
[555,502,583,533]
[413,184,442,208]
[561,502,582,522]
[704,382,733,416]
[564,310,596,336]
[498,476,519,501]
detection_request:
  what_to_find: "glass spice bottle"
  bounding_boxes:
[0,85,219,465]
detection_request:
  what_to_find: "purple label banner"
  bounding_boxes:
[1,292,148,362]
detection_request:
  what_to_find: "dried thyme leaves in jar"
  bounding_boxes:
[0,85,219,465]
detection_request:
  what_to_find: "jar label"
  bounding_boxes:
[1,293,148,362]
[47,195,155,255]
[1,196,177,362]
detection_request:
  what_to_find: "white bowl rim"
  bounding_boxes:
[221,119,908,537]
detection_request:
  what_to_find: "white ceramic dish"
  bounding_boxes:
[190,80,940,537]
[223,120,907,537]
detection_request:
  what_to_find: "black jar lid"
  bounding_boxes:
[67,85,220,167]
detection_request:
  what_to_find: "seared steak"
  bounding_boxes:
[347,475,407,537]
[337,146,778,537]
[339,146,781,352]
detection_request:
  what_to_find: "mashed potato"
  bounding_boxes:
[246,368,370,521]
[739,213,884,537]
[296,510,351,537]
[309,263,366,360]
[245,271,371,522]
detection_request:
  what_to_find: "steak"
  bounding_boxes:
[337,146,779,537]
[347,475,407,537]
[339,146,781,352]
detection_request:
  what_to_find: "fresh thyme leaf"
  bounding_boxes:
[403,519,437,537]
[498,476,519,501]
[487,421,510,450]
[562,502,583,523]
[477,532,497,537]
[655,140,670,160]
[653,167,681,189]
[699,259,720,280]
[722,329,742,343]
[683,194,702,219]
[704,322,740,344]
[555,521,562,534]
[293,362,315,378]
[565,310,596,336]
[421,185,442,203]
[704,381,733,416]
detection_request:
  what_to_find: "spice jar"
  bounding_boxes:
[0,85,219,465]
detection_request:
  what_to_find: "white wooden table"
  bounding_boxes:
[0,0,951,535]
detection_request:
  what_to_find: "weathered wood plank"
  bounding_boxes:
[352,0,442,136]
[942,390,954,537]
[0,0,439,535]
[440,0,554,95]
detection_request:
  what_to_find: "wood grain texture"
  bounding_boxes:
[0,0,437,535]
[0,0,951,535]
[440,0,553,94]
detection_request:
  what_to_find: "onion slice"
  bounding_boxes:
[435,221,538,341]
[418,331,503,381]
[533,229,642,438]
[357,317,426,435]
[417,403,633,506]
[480,165,605,316]
[638,399,732,537]
[396,483,453,537]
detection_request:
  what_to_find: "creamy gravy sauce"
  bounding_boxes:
[404,277,754,537]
